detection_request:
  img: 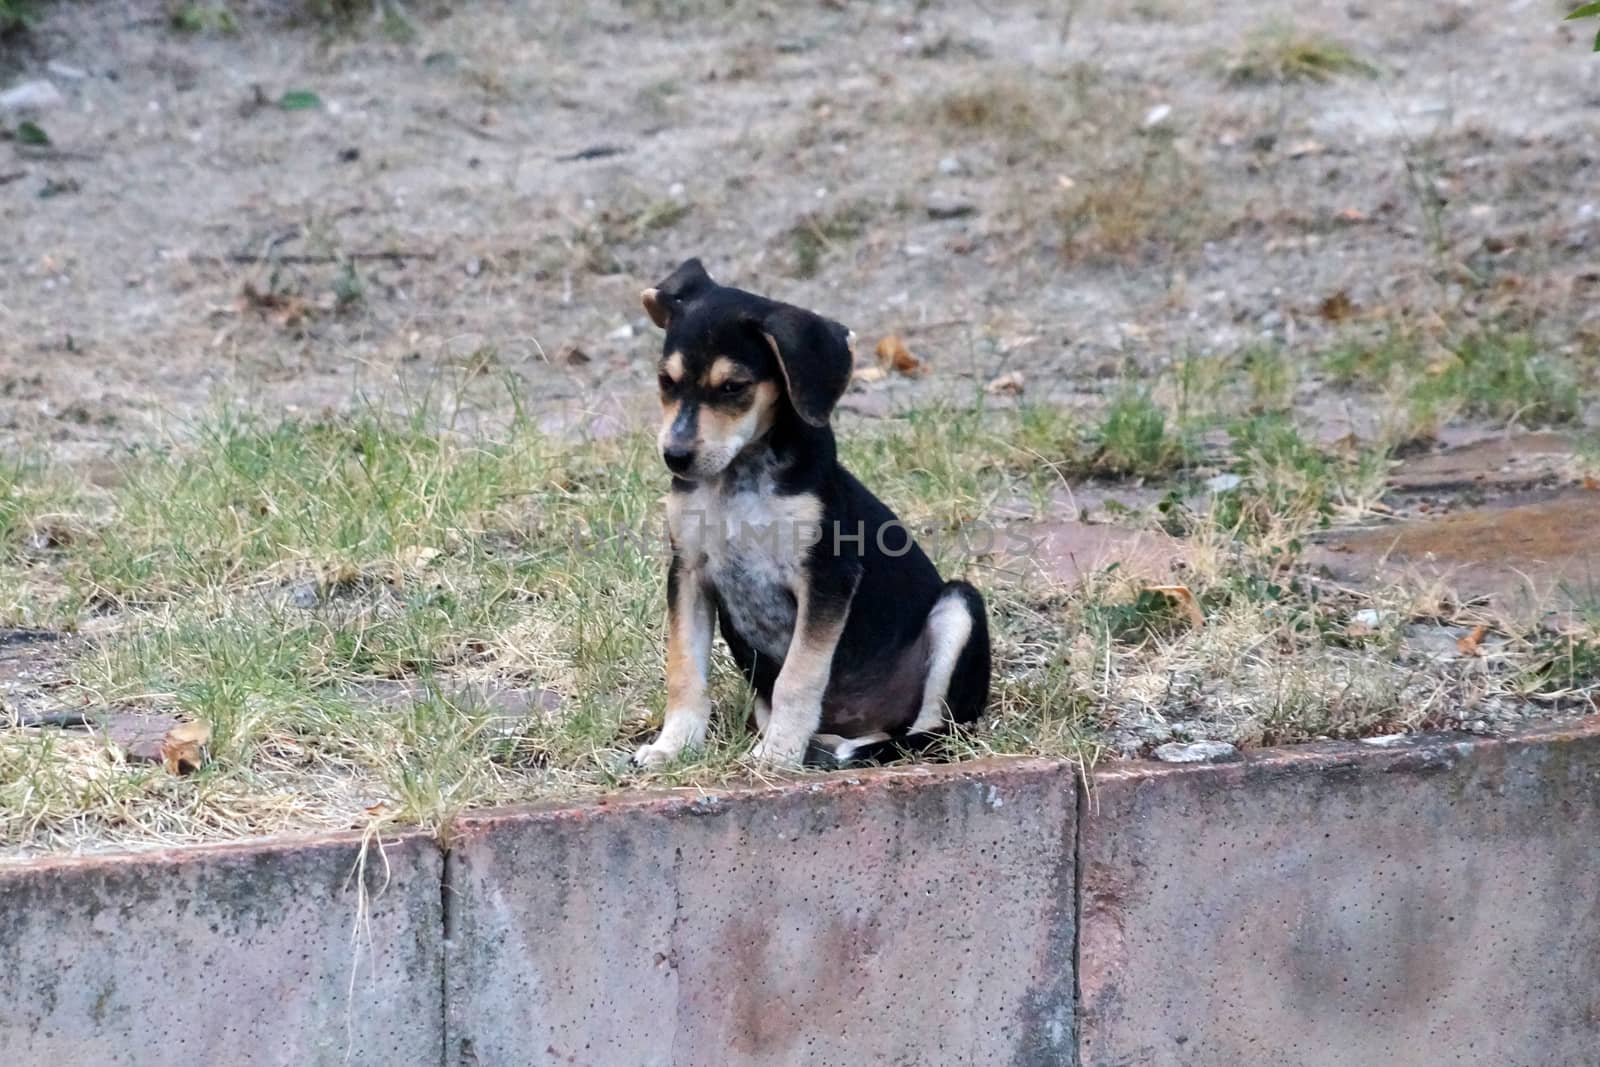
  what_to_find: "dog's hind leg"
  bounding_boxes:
[907,580,991,736]
[804,581,991,769]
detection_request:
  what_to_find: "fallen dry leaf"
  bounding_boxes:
[875,334,925,376]
[1148,584,1205,629]
[1317,290,1355,322]
[1457,624,1489,657]
[239,282,311,328]
[1335,207,1368,224]
[1583,475,1599,492]
[160,720,211,776]
[852,364,887,384]
[985,371,1026,396]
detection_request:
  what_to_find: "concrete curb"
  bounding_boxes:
[1078,721,1600,1067]
[3,720,1598,1066]
[0,830,443,1066]
[443,758,1078,1066]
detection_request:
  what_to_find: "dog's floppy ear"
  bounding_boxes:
[641,257,715,329]
[756,305,855,428]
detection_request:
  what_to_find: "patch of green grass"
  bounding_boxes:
[1240,343,1298,414]
[168,4,238,33]
[1423,331,1581,426]
[1208,414,1390,542]
[1093,389,1187,478]
[299,0,415,40]
[1521,635,1600,697]
[1222,28,1378,84]
[0,0,38,33]
[1323,328,1581,434]
[1323,329,1422,388]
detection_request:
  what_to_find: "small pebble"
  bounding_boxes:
[1204,473,1242,493]
[926,193,977,220]
[0,80,64,111]
[1142,103,1172,129]
[1153,740,1238,764]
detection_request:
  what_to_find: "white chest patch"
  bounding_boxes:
[668,461,821,663]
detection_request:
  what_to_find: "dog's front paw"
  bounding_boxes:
[748,730,809,768]
[632,709,709,770]
[633,738,684,769]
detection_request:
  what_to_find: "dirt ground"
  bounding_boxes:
[3,0,1597,459]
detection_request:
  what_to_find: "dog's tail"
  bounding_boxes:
[802,725,958,770]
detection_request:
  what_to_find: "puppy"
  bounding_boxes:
[632,259,990,769]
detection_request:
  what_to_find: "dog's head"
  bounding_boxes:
[641,258,853,480]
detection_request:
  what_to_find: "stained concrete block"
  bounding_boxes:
[1077,722,1600,1067]
[445,759,1076,1067]
[0,831,443,1066]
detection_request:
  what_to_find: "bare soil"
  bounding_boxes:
[3,0,1598,463]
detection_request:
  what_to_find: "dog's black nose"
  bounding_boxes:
[662,445,695,474]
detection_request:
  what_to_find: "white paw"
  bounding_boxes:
[748,730,808,768]
[633,738,683,769]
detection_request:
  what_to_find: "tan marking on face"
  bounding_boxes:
[691,380,780,466]
[662,351,685,382]
[704,357,743,389]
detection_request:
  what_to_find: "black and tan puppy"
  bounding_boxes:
[632,259,990,769]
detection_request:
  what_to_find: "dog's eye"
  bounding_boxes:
[719,380,750,397]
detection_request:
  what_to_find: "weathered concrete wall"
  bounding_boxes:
[1077,722,1600,1067]
[0,831,443,1066]
[443,759,1078,1067]
[7,723,1600,1066]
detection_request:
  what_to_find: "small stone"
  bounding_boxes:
[1204,473,1242,493]
[464,257,483,277]
[1360,733,1409,747]
[47,62,89,81]
[1142,104,1172,129]
[984,371,1026,396]
[937,156,965,176]
[1153,740,1237,763]
[1350,608,1390,629]
[926,194,977,220]
[606,323,635,341]
[1,80,64,111]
